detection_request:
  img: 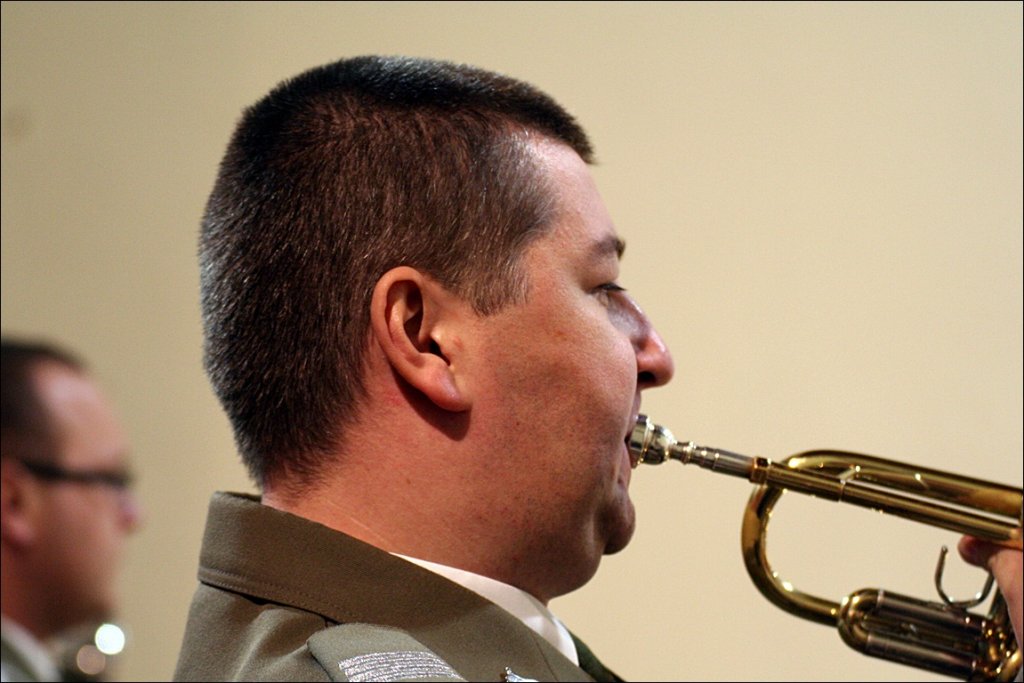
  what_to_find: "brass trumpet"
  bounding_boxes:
[628,415,1023,681]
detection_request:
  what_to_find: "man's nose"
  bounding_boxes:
[118,491,144,533]
[620,295,673,389]
[636,323,674,390]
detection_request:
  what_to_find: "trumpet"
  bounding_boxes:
[628,415,1023,681]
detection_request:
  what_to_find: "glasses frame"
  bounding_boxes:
[15,457,134,491]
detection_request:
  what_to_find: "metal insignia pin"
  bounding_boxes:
[502,667,538,682]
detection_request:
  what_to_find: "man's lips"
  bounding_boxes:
[625,415,640,469]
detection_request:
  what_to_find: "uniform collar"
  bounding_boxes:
[196,492,593,682]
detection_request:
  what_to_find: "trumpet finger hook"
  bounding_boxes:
[934,545,995,609]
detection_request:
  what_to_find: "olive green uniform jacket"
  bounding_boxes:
[174,492,622,682]
[1,629,54,682]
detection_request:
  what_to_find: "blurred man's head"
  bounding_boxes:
[1,339,141,639]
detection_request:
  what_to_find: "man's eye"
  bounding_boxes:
[595,282,626,302]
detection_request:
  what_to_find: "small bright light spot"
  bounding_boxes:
[94,623,126,655]
[781,580,794,592]
[75,645,106,676]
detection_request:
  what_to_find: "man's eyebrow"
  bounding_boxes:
[592,235,626,260]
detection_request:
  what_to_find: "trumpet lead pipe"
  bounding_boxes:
[628,414,1023,548]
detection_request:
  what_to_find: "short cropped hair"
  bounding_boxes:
[1,338,86,462]
[200,56,594,488]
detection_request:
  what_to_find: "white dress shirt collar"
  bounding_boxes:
[396,554,579,666]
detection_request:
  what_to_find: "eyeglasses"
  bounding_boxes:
[15,457,134,491]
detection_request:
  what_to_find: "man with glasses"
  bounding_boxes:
[1,339,141,682]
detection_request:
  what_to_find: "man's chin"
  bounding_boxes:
[602,502,636,556]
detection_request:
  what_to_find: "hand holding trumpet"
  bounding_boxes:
[959,537,1024,657]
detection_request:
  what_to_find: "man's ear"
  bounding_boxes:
[0,456,40,550]
[370,267,472,412]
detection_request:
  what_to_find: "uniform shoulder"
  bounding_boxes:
[175,585,332,681]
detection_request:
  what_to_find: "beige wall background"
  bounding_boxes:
[2,2,1021,681]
